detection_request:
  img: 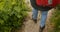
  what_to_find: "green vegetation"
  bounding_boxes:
[0,0,29,32]
[50,5,60,32]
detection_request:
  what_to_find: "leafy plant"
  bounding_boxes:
[0,0,29,32]
[50,5,60,32]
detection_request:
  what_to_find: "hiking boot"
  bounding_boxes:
[32,18,37,23]
[32,15,37,23]
[39,26,45,32]
[33,19,37,23]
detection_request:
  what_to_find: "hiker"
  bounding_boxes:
[30,0,58,32]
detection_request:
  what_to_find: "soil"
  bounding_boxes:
[17,9,55,32]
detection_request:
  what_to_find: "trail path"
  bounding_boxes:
[17,0,54,32]
[17,9,54,32]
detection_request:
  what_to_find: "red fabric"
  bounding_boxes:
[36,0,58,7]
[36,0,41,5]
[58,0,60,4]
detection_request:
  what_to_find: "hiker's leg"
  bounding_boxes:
[32,8,38,20]
[40,11,48,28]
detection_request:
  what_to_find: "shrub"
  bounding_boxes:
[50,5,60,32]
[0,0,29,32]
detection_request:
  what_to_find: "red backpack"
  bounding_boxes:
[58,0,60,4]
[36,0,58,7]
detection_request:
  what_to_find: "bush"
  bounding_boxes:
[0,0,29,32]
[50,5,60,32]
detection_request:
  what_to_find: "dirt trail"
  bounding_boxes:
[17,0,55,32]
[17,9,54,32]
[23,11,40,32]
